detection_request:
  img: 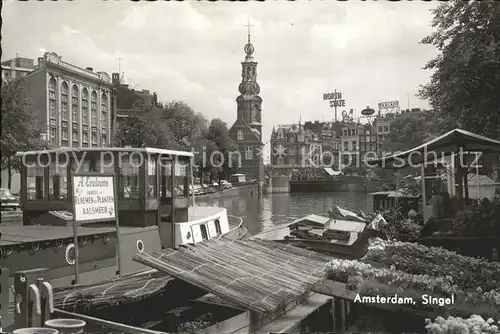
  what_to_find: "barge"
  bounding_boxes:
[1,147,247,331]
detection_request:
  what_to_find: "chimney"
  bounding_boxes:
[112,73,120,85]
[86,67,93,72]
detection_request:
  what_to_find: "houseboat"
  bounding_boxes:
[252,207,386,259]
[0,147,246,289]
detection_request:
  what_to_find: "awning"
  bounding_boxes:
[370,129,500,169]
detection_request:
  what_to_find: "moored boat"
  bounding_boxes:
[0,147,247,331]
[252,206,386,259]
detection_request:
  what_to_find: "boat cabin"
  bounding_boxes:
[16,147,233,249]
[368,191,419,217]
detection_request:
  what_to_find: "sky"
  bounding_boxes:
[3,1,439,155]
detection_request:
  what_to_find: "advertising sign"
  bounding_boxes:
[72,175,116,222]
[323,90,346,122]
[70,173,120,284]
[378,101,399,109]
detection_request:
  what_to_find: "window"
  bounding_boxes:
[147,155,157,198]
[91,132,97,145]
[120,154,140,199]
[49,77,56,91]
[343,130,348,136]
[49,77,56,119]
[378,126,383,133]
[82,88,88,124]
[352,141,357,151]
[50,127,56,146]
[161,160,172,198]
[26,165,44,200]
[62,129,68,140]
[360,136,365,143]
[49,100,56,118]
[214,219,222,235]
[72,130,78,143]
[174,160,188,197]
[200,224,208,240]
[72,85,79,123]
[245,146,253,160]
[384,126,389,132]
[82,130,88,143]
[48,163,68,200]
[91,91,97,126]
[344,141,348,151]
[101,92,107,127]
[101,134,107,146]
[237,129,243,140]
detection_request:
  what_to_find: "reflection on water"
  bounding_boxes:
[196,192,371,235]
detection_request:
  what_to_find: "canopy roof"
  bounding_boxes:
[16,147,193,158]
[371,129,500,169]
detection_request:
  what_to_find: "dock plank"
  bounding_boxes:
[257,293,331,333]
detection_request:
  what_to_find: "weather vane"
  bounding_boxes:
[245,17,253,42]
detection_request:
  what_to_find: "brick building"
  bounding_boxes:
[22,52,113,148]
[1,56,36,82]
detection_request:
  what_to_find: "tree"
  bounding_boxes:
[1,79,47,189]
[419,1,500,139]
[382,110,446,152]
[201,118,236,182]
[162,101,208,150]
[113,101,208,151]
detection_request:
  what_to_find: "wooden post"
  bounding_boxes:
[330,297,336,331]
[114,176,122,278]
[72,221,80,285]
[339,298,346,332]
[421,163,427,223]
[190,156,195,206]
[171,158,176,248]
[0,268,11,330]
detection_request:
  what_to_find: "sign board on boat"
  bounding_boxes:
[72,174,117,223]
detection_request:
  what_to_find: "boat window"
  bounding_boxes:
[147,155,157,198]
[160,160,172,198]
[26,165,44,200]
[200,224,208,240]
[96,155,114,173]
[120,154,140,199]
[49,163,68,200]
[174,160,188,197]
[214,219,222,235]
[72,158,95,173]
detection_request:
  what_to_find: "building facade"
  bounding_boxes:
[23,52,113,148]
[1,56,36,82]
[303,121,341,168]
[340,122,363,169]
[111,72,158,141]
[228,32,264,181]
[373,114,394,155]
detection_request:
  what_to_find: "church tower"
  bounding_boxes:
[236,23,263,142]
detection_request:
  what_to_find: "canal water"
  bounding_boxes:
[196,192,372,235]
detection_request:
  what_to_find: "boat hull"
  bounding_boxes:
[290,179,382,193]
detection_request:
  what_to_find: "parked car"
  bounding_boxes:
[189,185,205,196]
[220,180,232,189]
[202,183,215,194]
[211,181,219,188]
[1,188,20,210]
